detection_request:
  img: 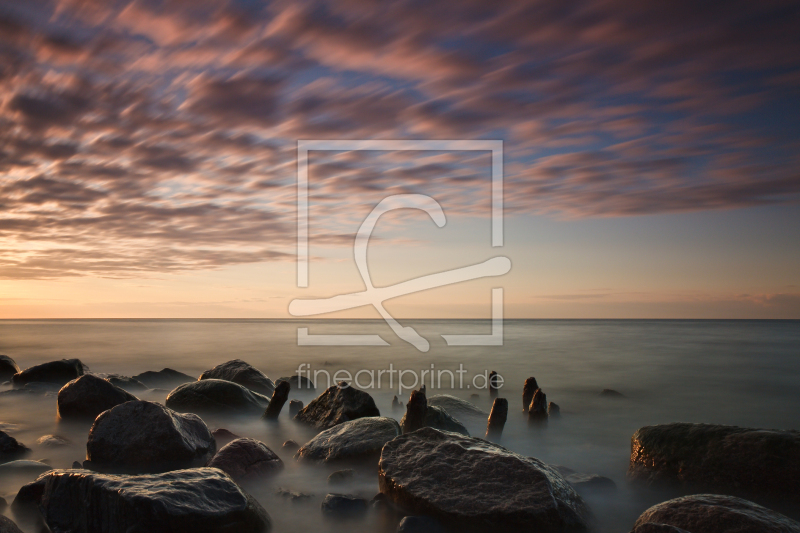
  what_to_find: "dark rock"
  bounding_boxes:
[527,388,548,423]
[207,438,283,483]
[632,494,800,533]
[378,427,591,533]
[132,368,194,389]
[200,359,275,396]
[275,487,313,503]
[289,399,303,417]
[420,405,469,436]
[294,381,380,430]
[0,430,30,463]
[13,467,271,533]
[548,402,561,417]
[72,461,82,469]
[166,379,269,415]
[282,440,300,451]
[86,400,215,473]
[485,397,508,441]
[36,435,70,447]
[12,359,86,387]
[296,416,401,464]
[0,515,23,533]
[600,389,625,398]
[276,375,316,393]
[426,394,487,424]
[328,469,355,485]
[522,377,538,413]
[212,428,241,448]
[263,380,290,420]
[628,423,800,500]
[554,467,616,492]
[57,374,138,420]
[402,389,427,434]
[397,516,447,533]
[321,494,367,519]
[0,355,20,382]
[632,525,691,533]
[106,374,148,392]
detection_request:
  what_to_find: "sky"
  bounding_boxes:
[0,0,799,319]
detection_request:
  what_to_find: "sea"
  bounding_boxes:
[1,319,799,532]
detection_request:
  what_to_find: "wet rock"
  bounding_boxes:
[294,381,380,430]
[378,427,591,533]
[263,380,290,420]
[289,399,303,417]
[401,389,427,434]
[57,374,138,420]
[106,374,148,392]
[522,377,538,413]
[282,440,300,451]
[527,389,548,423]
[469,393,480,401]
[13,467,271,533]
[207,438,283,483]
[132,368,195,389]
[296,416,401,464]
[0,460,52,476]
[166,379,269,415]
[86,400,215,473]
[548,402,561,417]
[397,516,447,533]
[0,515,23,533]
[200,359,275,397]
[36,435,70,447]
[628,423,800,500]
[0,355,20,382]
[426,394,487,424]
[276,487,313,503]
[276,375,316,393]
[0,430,30,463]
[212,428,240,448]
[600,389,625,398]
[328,469,355,485]
[12,359,86,387]
[632,494,800,533]
[321,494,367,519]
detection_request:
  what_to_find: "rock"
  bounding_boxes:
[328,469,355,485]
[294,381,380,430]
[289,399,303,417]
[296,416,401,464]
[12,359,86,387]
[600,389,625,398]
[276,487,313,502]
[522,377,538,413]
[282,440,300,451]
[527,388,548,423]
[86,400,215,473]
[485,397,508,441]
[200,360,275,396]
[632,525,691,533]
[132,368,195,389]
[548,402,561,417]
[469,393,479,401]
[321,494,367,519]
[57,374,138,420]
[401,405,469,436]
[276,375,316,393]
[426,394,487,423]
[106,374,148,392]
[166,379,270,415]
[0,430,30,462]
[632,494,800,533]
[628,423,800,500]
[72,461,82,469]
[378,427,591,533]
[13,467,271,533]
[402,389,427,434]
[553,467,616,492]
[263,380,290,420]
[207,438,283,483]
[0,515,23,533]
[212,428,241,448]
[397,516,447,533]
[0,355,20,382]
[36,435,70,447]
[0,460,53,476]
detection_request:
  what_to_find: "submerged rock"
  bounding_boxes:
[57,374,138,420]
[132,368,195,389]
[12,359,86,387]
[289,399,303,417]
[296,416,401,464]
[294,382,380,430]
[379,427,591,533]
[628,423,800,500]
[632,494,800,533]
[282,440,300,451]
[600,389,625,398]
[548,402,561,417]
[13,467,271,533]
[200,360,275,397]
[207,438,283,483]
[0,460,52,476]
[36,435,71,448]
[426,394,487,424]
[554,467,616,492]
[86,400,215,473]
[0,355,20,382]
[165,379,269,415]
[321,494,367,519]
[0,430,30,463]
[400,405,469,436]
[328,469,355,485]
[212,428,241,448]
[106,375,148,392]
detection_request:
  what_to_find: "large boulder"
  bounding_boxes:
[132,368,195,389]
[86,400,215,473]
[296,417,401,464]
[207,438,283,483]
[166,379,269,415]
[11,359,86,387]
[427,395,487,424]
[628,423,800,500]
[57,374,138,420]
[632,494,800,533]
[200,360,275,396]
[294,382,380,430]
[379,428,591,533]
[401,405,469,436]
[0,355,20,382]
[0,430,30,463]
[13,468,271,533]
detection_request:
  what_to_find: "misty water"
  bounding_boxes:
[1,319,799,532]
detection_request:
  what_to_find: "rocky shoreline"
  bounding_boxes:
[1,353,799,533]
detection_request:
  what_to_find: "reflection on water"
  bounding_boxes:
[1,319,799,532]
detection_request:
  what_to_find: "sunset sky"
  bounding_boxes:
[1,0,799,318]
